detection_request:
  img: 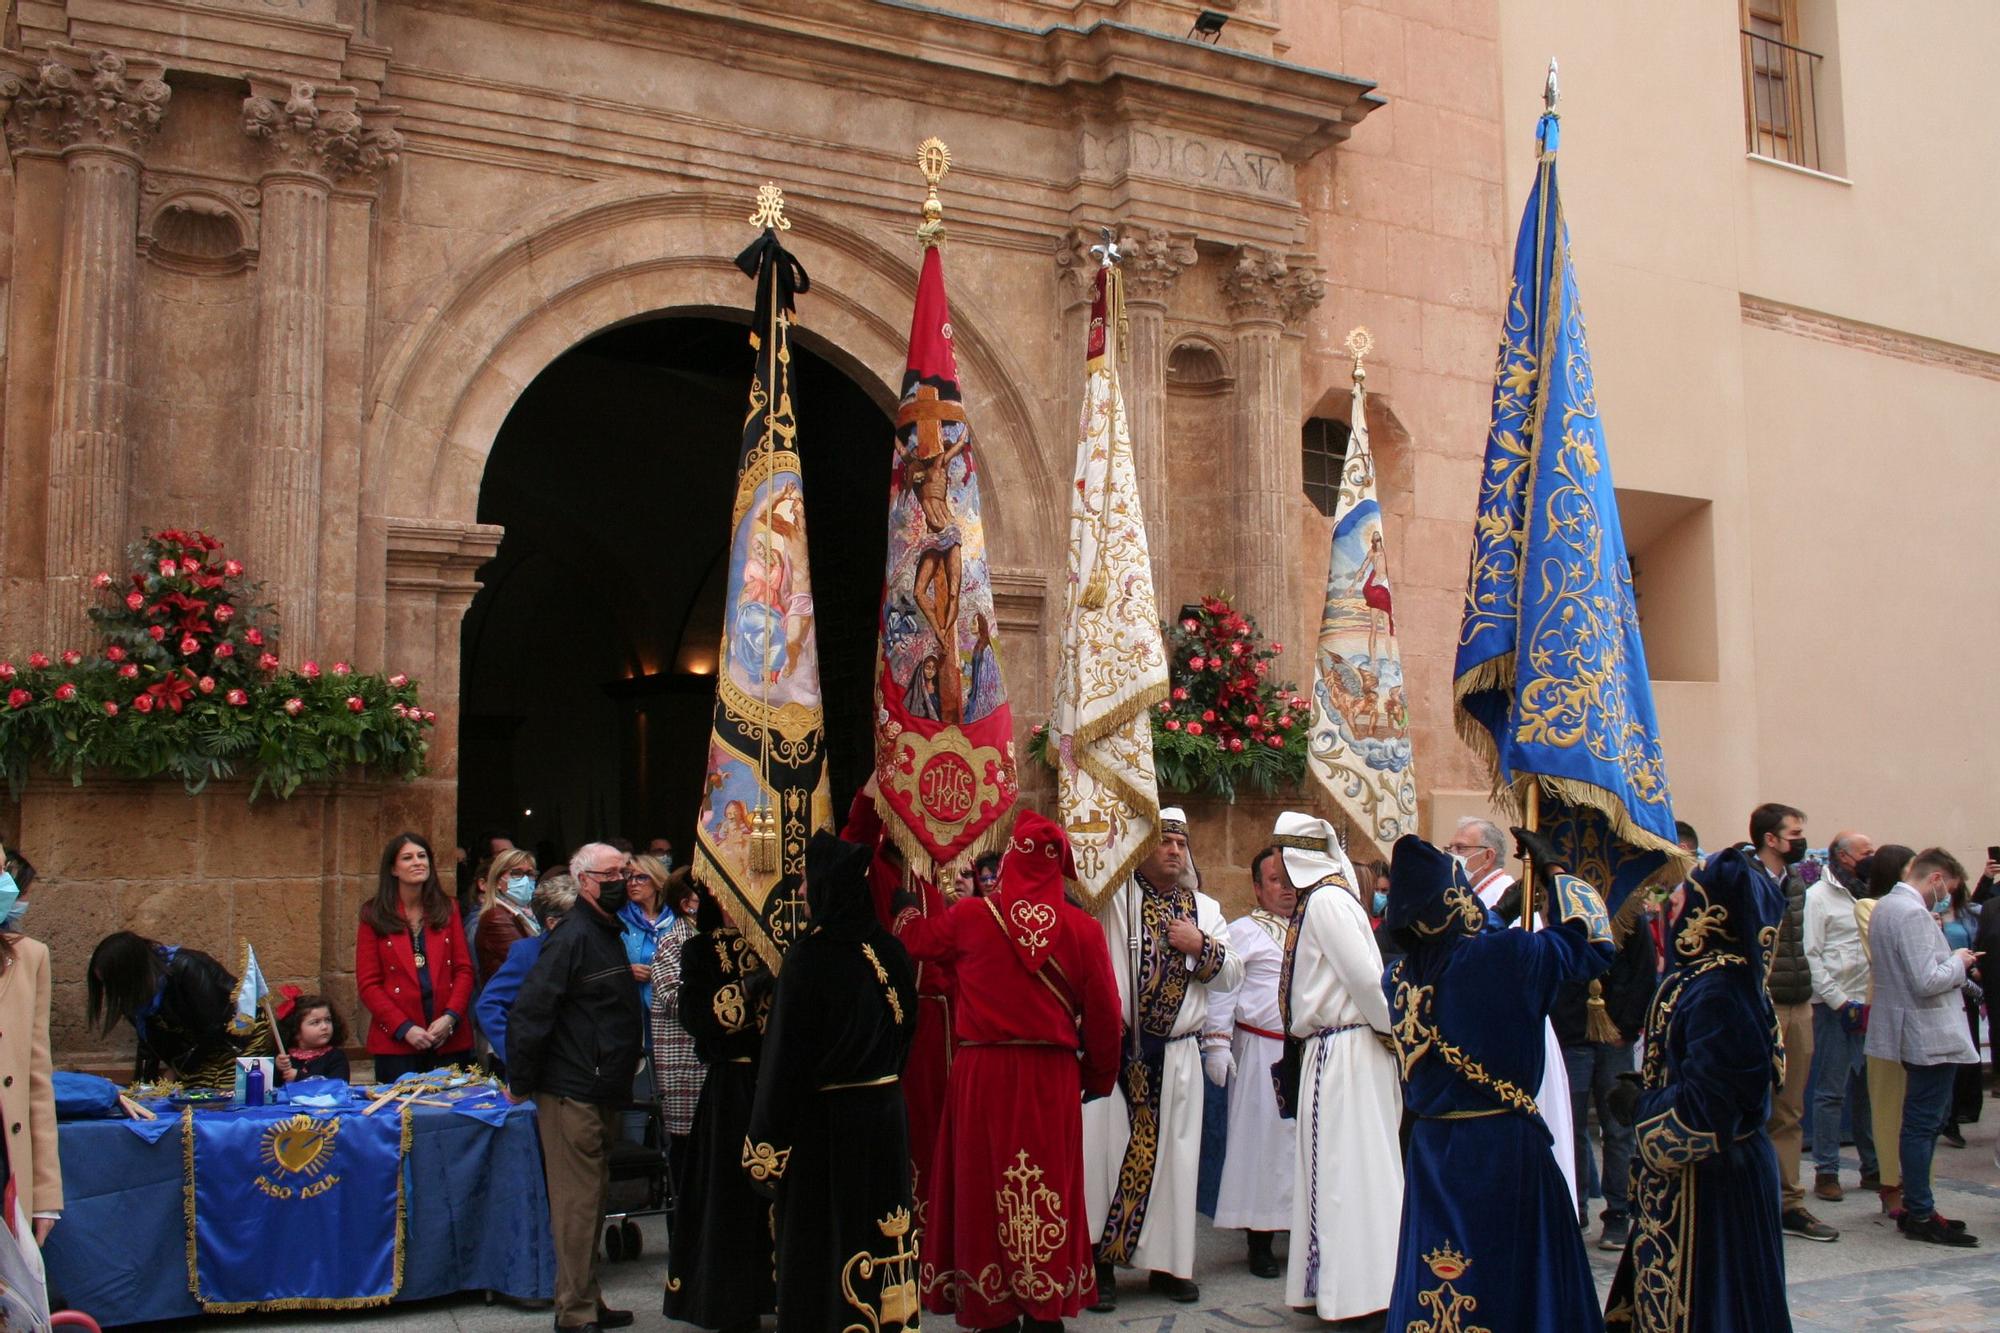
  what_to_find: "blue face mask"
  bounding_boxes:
[504,874,536,907]
[0,872,18,928]
[1371,890,1388,917]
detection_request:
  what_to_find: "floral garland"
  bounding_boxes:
[0,529,434,799]
[1029,593,1307,801]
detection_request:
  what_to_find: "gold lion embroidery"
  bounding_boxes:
[1406,1241,1491,1333]
[742,1137,789,1182]
[839,1207,920,1333]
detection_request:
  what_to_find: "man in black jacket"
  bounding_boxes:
[1553,895,1657,1253]
[507,841,646,1333]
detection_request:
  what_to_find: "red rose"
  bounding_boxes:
[1156,701,1170,714]
[226,689,248,707]
[125,591,145,611]
[6,689,29,709]
[258,652,280,672]
[1278,714,1293,729]
[214,642,235,659]
[0,663,13,682]
[300,661,321,679]
[54,682,76,702]
[92,572,114,590]
[1187,721,1204,736]
[102,700,119,716]
[1272,642,1284,654]
[26,652,48,669]
[178,635,199,656]
[388,673,408,688]
[197,675,216,694]
[1189,656,1206,670]
[283,697,304,716]
[214,604,235,623]
[346,695,365,712]
[1201,709,1216,722]
[1267,735,1284,748]
[158,559,178,577]
[422,711,436,723]
[223,559,244,577]
[106,645,126,662]
[245,628,265,647]
[1229,737,1244,752]
[1245,713,1261,729]
[332,661,352,676]
[133,694,154,713]
[148,625,166,641]
[1181,618,1198,632]
[1171,687,1188,702]
[118,663,139,679]
[1255,660,1269,676]
[60,649,81,666]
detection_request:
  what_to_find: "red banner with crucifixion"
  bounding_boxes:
[871,241,1017,881]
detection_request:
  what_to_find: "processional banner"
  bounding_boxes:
[693,215,833,967]
[186,1105,408,1311]
[1054,261,1169,914]
[872,237,1017,881]
[1306,342,1419,857]
[1453,109,1690,910]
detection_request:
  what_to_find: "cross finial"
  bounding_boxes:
[1090,226,1122,269]
[748,182,791,231]
[916,137,951,248]
[1344,326,1375,384]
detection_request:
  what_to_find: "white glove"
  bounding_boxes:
[1202,1045,1235,1087]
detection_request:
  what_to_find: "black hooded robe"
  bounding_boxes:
[746,835,919,1333]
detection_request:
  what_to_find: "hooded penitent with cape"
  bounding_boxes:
[747,831,919,1333]
[892,809,1122,1329]
[1603,848,1792,1333]
[1381,830,1613,1333]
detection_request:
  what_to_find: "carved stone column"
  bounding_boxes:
[242,78,401,660]
[1116,225,1195,604]
[2,47,170,646]
[1221,246,1324,641]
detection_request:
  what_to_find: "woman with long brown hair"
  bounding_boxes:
[355,832,475,1081]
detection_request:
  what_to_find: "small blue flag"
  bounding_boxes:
[1453,109,1691,910]
[229,941,268,1039]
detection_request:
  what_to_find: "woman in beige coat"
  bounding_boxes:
[0,845,60,1239]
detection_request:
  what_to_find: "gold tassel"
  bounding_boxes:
[1584,978,1620,1044]
[749,801,779,873]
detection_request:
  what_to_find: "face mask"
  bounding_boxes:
[0,872,18,927]
[504,874,535,907]
[3,901,26,930]
[1371,891,1388,917]
[595,875,631,914]
[1450,854,1470,878]
[1781,837,1808,866]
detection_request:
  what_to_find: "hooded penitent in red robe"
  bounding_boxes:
[893,809,1123,1329]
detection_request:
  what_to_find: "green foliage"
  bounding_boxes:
[0,529,434,800]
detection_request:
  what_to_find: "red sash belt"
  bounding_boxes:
[1235,1021,1285,1041]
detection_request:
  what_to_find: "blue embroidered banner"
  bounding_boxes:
[1452,110,1691,910]
[185,1105,408,1311]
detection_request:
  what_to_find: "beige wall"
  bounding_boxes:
[1497,0,2000,865]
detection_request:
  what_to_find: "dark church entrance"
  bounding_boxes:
[458,313,892,870]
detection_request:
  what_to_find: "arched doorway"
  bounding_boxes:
[457,313,891,867]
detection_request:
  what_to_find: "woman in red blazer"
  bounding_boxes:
[355,832,475,1081]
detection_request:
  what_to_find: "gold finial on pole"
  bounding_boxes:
[916,137,951,247]
[748,182,791,232]
[1344,325,1375,385]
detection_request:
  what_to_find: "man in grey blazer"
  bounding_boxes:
[1865,847,1980,1246]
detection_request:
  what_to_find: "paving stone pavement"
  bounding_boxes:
[141,1101,2000,1331]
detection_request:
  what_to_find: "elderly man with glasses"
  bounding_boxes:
[506,842,647,1333]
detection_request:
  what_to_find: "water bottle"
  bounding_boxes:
[246,1060,265,1108]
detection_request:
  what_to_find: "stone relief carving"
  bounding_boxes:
[241,79,403,181]
[141,189,258,274]
[0,45,171,156]
[1054,223,1197,303]
[1220,245,1325,327]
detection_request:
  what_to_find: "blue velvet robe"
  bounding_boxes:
[1604,958,1791,1332]
[1384,916,1612,1333]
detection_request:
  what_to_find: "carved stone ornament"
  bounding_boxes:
[1055,222,1197,303]
[241,76,403,182]
[1220,245,1326,327]
[140,189,257,275]
[0,45,171,157]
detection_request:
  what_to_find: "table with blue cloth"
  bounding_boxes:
[44,1093,554,1326]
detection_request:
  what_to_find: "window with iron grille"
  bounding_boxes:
[1301,417,1350,518]
[1740,0,1830,172]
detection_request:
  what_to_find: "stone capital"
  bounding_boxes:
[1,45,171,158]
[1220,245,1325,328]
[1055,223,1197,305]
[242,76,403,184]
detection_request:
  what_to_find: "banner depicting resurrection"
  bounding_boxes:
[186,1105,408,1311]
[693,222,833,968]
[1453,109,1689,910]
[1053,262,1169,914]
[1306,349,1418,856]
[873,241,1017,881]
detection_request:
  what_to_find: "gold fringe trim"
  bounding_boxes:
[1063,677,1170,917]
[1584,981,1621,1043]
[693,846,785,973]
[873,803,1014,893]
[181,1107,197,1300]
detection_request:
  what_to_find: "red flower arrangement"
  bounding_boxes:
[0,529,434,799]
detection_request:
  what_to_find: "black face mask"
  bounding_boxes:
[1781,836,1808,866]
[595,876,631,914]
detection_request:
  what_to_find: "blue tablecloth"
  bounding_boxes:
[44,1099,554,1326]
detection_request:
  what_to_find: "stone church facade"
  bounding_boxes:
[2,0,1522,1062]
